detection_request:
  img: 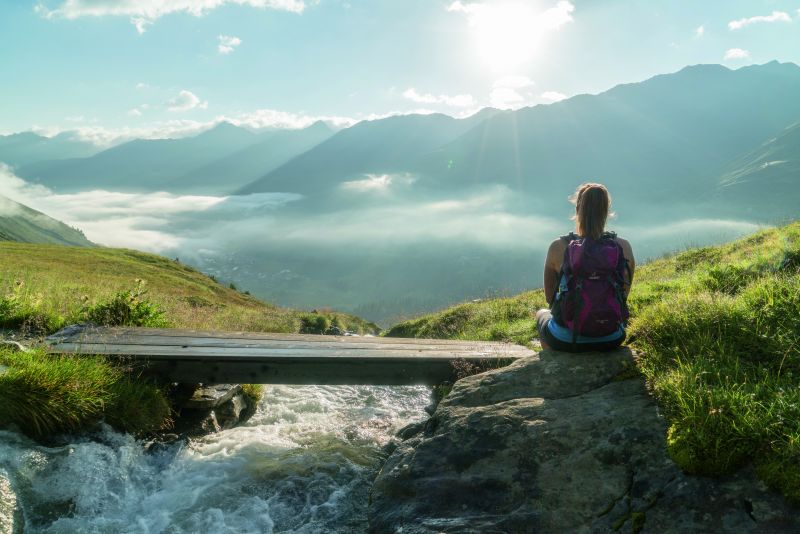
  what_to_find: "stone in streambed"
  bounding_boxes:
[174,384,253,437]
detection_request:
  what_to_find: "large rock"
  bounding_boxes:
[173,384,254,437]
[369,348,799,533]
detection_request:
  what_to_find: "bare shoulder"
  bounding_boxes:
[546,237,567,268]
[547,237,567,256]
[548,237,567,250]
[614,236,635,262]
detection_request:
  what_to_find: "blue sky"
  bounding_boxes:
[2,0,799,142]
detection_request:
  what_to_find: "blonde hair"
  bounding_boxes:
[570,183,612,240]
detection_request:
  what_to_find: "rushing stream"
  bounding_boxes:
[0,384,429,533]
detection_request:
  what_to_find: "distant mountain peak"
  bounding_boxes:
[195,121,255,142]
[306,120,334,132]
[208,121,245,133]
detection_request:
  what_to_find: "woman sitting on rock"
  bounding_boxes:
[535,183,635,352]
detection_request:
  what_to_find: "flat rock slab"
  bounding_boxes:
[184,384,242,410]
[369,347,800,533]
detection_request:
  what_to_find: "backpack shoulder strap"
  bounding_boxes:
[601,231,617,241]
[560,232,580,243]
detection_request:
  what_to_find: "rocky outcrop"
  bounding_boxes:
[369,348,799,533]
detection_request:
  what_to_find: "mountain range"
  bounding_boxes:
[4,61,799,219]
[0,131,99,168]
[241,61,800,219]
[15,121,335,195]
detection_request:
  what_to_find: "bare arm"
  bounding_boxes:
[543,239,565,306]
[617,237,636,297]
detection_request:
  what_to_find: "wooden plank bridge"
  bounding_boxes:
[46,325,534,385]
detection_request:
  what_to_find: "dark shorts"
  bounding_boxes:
[536,309,625,353]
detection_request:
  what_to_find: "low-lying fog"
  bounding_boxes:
[1,166,764,325]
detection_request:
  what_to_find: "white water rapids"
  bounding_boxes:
[0,384,429,533]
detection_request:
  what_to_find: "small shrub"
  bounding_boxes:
[183,295,215,308]
[779,249,800,273]
[331,316,346,332]
[756,451,800,503]
[300,314,331,334]
[229,282,238,291]
[0,351,114,439]
[104,377,172,435]
[0,281,63,335]
[83,280,169,327]
[241,384,264,405]
[0,349,172,440]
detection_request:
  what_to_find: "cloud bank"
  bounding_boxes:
[36,0,306,33]
[24,108,358,148]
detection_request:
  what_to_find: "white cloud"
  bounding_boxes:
[728,11,791,30]
[402,88,476,107]
[135,82,150,91]
[340,173,416,193]
[724,48,750,60]
[131,16,151,34]
[127,108,142,117]
[218,34,242,54]
[540,91,567,103]
[694,25,704,37]
[489,76,535,109]
[341,174,393,192]
[167,90,208,112]
[36,0,306,33]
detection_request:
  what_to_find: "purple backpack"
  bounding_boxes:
[550,232,630,343]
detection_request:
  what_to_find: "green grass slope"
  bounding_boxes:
[386,221,800,501]
[0,194,93,247]
[0,242,379,335]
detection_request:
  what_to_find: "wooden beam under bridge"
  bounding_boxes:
[46,325,534,386]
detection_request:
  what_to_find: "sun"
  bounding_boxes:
[474,4,540,70]
[451,1,575,71]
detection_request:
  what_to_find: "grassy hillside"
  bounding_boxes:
[386,221,800,501]
[0,242,377,440]
[0,242,379,335]
[0,194,93,247]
